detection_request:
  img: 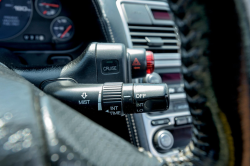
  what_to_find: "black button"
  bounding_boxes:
[151,118,170,126]
[175,117,188,125]
[174,103,189,111]
[175,116,192,125]
[48,56,72,65]
[101,60,119,74]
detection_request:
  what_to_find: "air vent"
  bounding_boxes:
[129,24,179,52]
[129,24,181,73]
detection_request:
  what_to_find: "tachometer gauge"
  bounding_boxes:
[0,0,32,40]
[50,17,74,41]
[35,0,61,18]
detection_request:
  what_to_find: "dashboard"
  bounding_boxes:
[0,0,192,159]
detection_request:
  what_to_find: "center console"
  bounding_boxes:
[117,0,192,157]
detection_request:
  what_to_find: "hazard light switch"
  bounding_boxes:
[127,48,155,78]
[132,58,141,69]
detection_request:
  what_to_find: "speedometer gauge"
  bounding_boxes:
[35,0,61,18]
[0,0,32,40]
[50,17,74,41]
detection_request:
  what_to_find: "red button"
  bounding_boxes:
[146,51,154,74]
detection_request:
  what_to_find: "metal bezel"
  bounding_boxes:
[154,130,174,150]
[50,16,75,42]
[35,0,62,19]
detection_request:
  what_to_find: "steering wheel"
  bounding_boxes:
[1,0,250,165]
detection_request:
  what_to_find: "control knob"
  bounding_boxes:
[153,130,174,151]
[143,72,162,83]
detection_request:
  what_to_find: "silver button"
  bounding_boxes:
[154,130,174,150]
[160,133,172,147]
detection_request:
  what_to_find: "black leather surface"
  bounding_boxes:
[133,114,150,150]
[11,43,97,87]
[92,0,130,47]
[60,43,97,84]
[14,66,63,87]
[12,43,96,87]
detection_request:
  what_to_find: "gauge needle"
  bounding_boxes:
[41,3,59,8]
[60,25,72,39]
[43,10,47,15]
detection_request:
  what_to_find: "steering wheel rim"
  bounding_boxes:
[167,0,250,165]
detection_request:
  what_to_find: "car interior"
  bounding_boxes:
[1,0,250,165]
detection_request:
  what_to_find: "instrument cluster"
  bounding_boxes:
[0,0,101,51]
[0,0,74,42]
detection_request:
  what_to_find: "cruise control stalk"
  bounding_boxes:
[42,80,169,116]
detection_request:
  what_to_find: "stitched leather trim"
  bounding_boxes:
[130,114,140,147]
[91,0,115,43]
[91,0,110,42]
